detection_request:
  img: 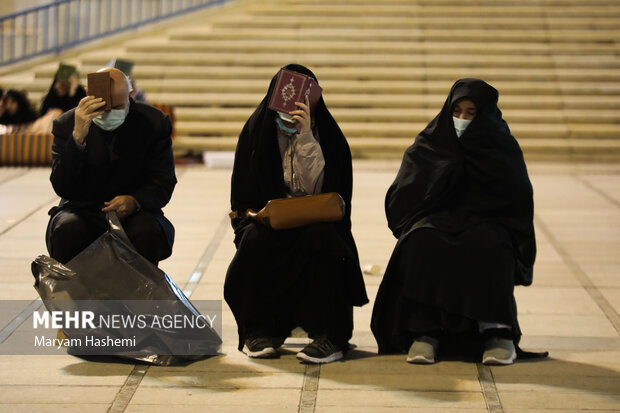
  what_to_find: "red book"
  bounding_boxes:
[268,68,323,115]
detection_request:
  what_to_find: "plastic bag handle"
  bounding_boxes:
[106,211,134,247]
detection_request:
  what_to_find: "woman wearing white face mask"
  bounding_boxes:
[371,79,547,365]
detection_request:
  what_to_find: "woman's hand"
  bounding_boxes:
[289,95,311,134]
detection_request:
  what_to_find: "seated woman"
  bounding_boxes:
[371,78,546,365]
[0,89,38,126]
[40,64,86,115]
[225,64,368,364]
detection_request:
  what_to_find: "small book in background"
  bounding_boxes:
[55,63,78,82]
[268,68,322,115]
[87,72,112,111]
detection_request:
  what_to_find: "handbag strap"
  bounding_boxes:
[106,211,134,247]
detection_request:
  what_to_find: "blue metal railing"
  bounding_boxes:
[0,0,230,66]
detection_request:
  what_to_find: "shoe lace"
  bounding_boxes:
[310,336,338,353]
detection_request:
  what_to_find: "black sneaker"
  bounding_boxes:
[243,337,279,358]
[296,336,344,364]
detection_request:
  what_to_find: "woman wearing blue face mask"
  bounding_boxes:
[225,64,368,364]
[371,78,547,365]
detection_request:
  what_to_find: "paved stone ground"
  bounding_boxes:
[0,160,618,412]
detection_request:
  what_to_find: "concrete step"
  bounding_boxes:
[281,0,620,6]
[136,93,620,111]
[12,78,620,97]
[244,3,620,18]
[169,27,620,44]
[125,39,619,56]
[210,14,620,30]
[33,66,620,83]
[79,52,620,69]
[28,91,618,110]
[174,107,620,125]
[171,136,620,162]
[174,121,616,141]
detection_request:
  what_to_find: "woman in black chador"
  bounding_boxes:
[372,78,546,365]
[225,64,368,364]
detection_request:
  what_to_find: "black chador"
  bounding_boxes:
[371,79,543,358]
[225,64,368,353]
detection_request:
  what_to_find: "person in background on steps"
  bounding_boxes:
[371,78,548,366]
[225,64,368,364]
[41,63,87,116]
[0,89,38,126]
[107,58,149,104]
[45,67,176,266]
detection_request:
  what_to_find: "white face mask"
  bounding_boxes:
[453,116,472,138]
[93,106,129,131]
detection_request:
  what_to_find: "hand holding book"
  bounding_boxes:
[289,95,311,134]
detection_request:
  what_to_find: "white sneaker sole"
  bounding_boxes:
[296,350,343,364]
[483,349,517,365]
[243,345,278,359]
[406,354,435,364]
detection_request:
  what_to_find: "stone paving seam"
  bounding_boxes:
[477,363,503,413]
[107,365,149,413]
[571,173,620,208]
[0,196,57,236]
[0,299,42,344]
[107,211,230,412]
[0,168,28,185]
[183,213,230,297]
[534,215,620,334]
[298,363,320,413]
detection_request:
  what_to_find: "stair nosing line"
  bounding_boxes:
[107,212,230,413]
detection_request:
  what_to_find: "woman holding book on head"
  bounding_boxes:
[41,64,86,116]
[225,64,368,364]
[371,78,547,365]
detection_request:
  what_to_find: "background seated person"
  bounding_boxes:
[0,89,38,126]
[108,58,149,104]
[40,63,86,116]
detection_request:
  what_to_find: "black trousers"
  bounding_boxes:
[45,208,171,265]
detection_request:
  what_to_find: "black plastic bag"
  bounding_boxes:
[31,212,222,366]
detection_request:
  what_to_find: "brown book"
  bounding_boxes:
[87,72,111,111]
[268,68,322,115]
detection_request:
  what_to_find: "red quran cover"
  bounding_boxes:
[268,68,323,115]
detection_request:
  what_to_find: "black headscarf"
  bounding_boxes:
[231,63,354,227]
[0,89,38,125]
[385,78,536,285]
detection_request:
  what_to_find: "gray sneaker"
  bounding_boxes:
[406,336,439,364]
[482,338,516,365]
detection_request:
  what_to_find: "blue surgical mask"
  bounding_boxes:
[453,116,472,138]
[93,106,129,131]
[275,115,298,135]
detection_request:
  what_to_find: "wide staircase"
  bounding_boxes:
[3,0,620,161]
